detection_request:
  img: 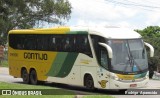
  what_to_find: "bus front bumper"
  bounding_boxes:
[109,77,149,89]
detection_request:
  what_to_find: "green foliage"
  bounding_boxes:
[135,26,160,78]
[0,0,72,45]
[136,26,160,37]
[0,60,8,67]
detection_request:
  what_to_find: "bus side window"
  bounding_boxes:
[99,46,109,69]
[24,35,36,50]
[76,35,92,57]
[51,37,56,51]
[37,35,43,50]
[57,36,63,51]
[63,35,78,52]
[91,35,108,69]
[37,35,49,51]
[24,36,30,50]
[9,34,24,49]
[42,35,49,50]
[91,35,99,62]
[63,37,71,51]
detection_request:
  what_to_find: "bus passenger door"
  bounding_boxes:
[97,46,110,89]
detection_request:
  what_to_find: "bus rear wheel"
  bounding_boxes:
[30,69,38,85]
[84,75,95,90]
[22,69,29,84]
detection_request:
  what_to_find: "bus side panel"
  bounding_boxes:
[72,53,96,86]
[8,48,58,81]
[46,52,81,85]
[46,52,79,78]
[47,53,95,86]
[47,65,81,86]
[9,47,22,78]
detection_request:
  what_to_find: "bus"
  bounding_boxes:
[8,27,154,90]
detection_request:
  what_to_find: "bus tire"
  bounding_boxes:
[21,68,30,84]
[30,69,38,85]
[84,74,95,90]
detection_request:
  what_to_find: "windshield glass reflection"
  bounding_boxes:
[108,39,148,73]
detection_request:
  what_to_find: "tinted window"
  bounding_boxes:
[91,35,108,67]
[100,46,109,69]
[24,35,37,50]
[9,34,93,57]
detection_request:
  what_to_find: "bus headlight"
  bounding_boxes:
[110,73,119,80]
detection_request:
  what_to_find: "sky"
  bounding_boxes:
[65,0,160,30]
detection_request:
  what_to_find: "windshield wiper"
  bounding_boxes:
[123,42,132,71]
[124,41,142,72]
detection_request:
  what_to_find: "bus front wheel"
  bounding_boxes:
[84,74,95,90]
[30,69,38,85]
[21,69,29,84]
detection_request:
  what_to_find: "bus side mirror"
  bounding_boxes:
[144,42,154,57]
[98,42,113,58]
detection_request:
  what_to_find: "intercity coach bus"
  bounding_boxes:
[8,27,154,90]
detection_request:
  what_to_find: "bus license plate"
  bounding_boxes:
[130,84,137,87]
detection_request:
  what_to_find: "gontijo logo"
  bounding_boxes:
[24,52,48,60]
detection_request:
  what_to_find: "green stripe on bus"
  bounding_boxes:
[67,31,88,34]
[56,52,78,77]
[134,72,147,79]
[47,52,68,77]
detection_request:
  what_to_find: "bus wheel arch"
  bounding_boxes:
[29,68,38,85]
[84,73,95,90]
[21,67,30,84]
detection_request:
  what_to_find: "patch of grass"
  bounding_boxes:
[0,60,8,67]
[0,82,52,89]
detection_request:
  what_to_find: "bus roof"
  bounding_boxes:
[70,27,142,39]
[9,26,141,39]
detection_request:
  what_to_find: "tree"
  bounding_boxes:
[135,26,160,78]
[0,0,72,45]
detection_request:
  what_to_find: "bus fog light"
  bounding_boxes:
[110,73,119,80]
[111,76,119,80]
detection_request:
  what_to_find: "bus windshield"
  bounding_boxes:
[108,39,148,74]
